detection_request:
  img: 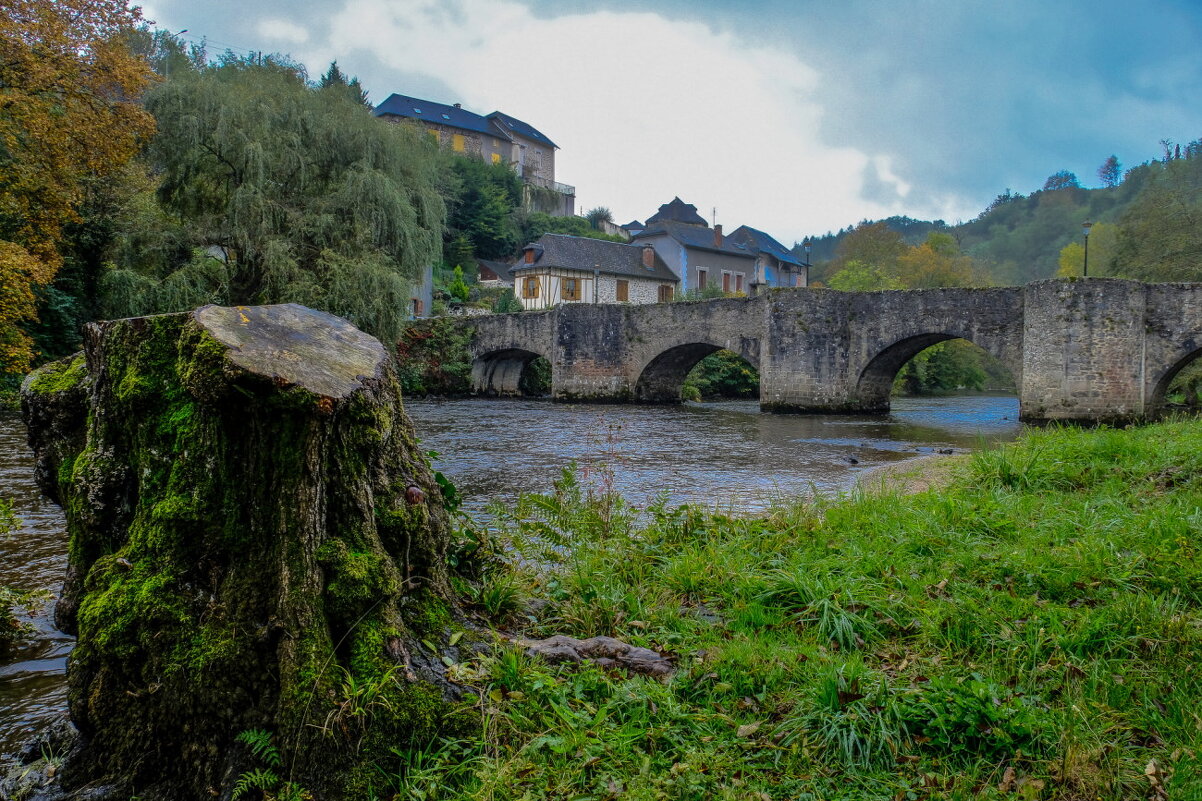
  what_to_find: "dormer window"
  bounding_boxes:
[413,108,422,113]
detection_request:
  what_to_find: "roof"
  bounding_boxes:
[632,221,756,260]
[727,225,804,266]
[486,111,557,149]
[475,258,513,283]
[510,234,678,282]
[372,94,507,139]
[621,220,644,228]
[646,197,707,226]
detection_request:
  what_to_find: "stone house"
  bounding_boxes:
[509,234,679,311]
[630,198,757,295]
[727,225,808,290]
[372,93,574,215]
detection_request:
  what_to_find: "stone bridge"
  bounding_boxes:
[464,279,1202,422]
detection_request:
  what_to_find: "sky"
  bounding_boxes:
[141,0,1202,245]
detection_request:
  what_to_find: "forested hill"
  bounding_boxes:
[799,143,1202,287]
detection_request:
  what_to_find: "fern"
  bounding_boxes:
[236,729,282,767]
[232,767,280,799]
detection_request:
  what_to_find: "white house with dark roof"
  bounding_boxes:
[372,93,573,215]
[509,234,679,310]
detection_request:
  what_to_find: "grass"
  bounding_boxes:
[378,419,1202,800]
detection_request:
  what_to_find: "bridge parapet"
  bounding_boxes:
[459,279,1202,422]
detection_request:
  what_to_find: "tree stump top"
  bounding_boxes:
[195,303,388,399]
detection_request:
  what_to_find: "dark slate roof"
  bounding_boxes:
[632,221,756,260]
[487,111,557,148]
[621,220,644,229]
[727,225,803,266]
[372,94,508,139]
[646,197,707,226]
[475,258,513,283]
[510,234,678,282]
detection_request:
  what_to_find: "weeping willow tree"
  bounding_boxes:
[102,59,445,343]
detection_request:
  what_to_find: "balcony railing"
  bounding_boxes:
[524,173,576,196]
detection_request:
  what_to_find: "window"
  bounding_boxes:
[411,298,423,318]
[722,272,731,293]
[452,133,465,152]
[795,274,805,288]
[658,284,673,303]
[698,269,707,290]
[561,277,581,301]
[616,280,629,302]
[736,274,743,293]
[491,152,501,164]
[522,276,539,299]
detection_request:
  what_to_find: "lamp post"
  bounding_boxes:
[802,239,812,287]
[1082,221,1093,277]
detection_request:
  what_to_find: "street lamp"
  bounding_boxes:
[1082,221,1093,277]
[802,239,812,287]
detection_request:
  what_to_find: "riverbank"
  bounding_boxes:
[403,419,1202,799]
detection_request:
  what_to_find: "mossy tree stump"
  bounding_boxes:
[22,304,470,799]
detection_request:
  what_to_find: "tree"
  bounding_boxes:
[821,221,908,284]
[1098,155,1122,188]
[104,60,445,344]
[444,156,523,260]
[318,60,369,106]
[585,206,614,231]
[896,232,977,288]
[1055,222,1118,277]
[1110,154,1202,281]
[447,265,470,302]
[0,0,155,373]
[1042,170,1081,191]
[826,259,904,291]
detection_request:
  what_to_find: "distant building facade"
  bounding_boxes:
[630,198,757,295]
[373,93,574,216]
[727,225,808,289]
[510,234,678,311]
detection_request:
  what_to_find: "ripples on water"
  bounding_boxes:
[1,415,72,762]
[404,394,1022,515]
[0,394,1020,764]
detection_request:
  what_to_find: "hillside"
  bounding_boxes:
[799,144,1202,286]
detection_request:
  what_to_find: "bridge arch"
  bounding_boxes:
[471,348,551,397]
[1148,339,1202,413]
[855,332,1019,413]
[635,342,758,403]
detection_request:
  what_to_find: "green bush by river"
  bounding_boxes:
[406,419,1202,799]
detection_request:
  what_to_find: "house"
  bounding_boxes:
[509,234,679,311]
[727,225,809,290]
[630,198,757,295]
[476,257,514,287]
[373,93,574,215]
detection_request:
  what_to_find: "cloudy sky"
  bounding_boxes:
[142,0,1202,244]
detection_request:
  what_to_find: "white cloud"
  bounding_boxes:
[300,0,963,240]
[258,18,310,44]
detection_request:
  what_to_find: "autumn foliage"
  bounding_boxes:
[0,0,154,372]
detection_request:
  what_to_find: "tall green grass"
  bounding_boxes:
[388,421,1202,800]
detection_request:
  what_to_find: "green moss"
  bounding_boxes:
[25,352,86,395]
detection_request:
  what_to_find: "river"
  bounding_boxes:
[0,393,1020,762]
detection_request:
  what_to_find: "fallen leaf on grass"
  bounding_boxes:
[737,721,762,738]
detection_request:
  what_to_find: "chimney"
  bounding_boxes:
[524,248,535,264]
[713,224,723,248]
[642,244,655,269]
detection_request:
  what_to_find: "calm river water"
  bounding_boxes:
[0,394,1020,761]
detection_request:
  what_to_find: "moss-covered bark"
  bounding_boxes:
[21,304,472,800]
